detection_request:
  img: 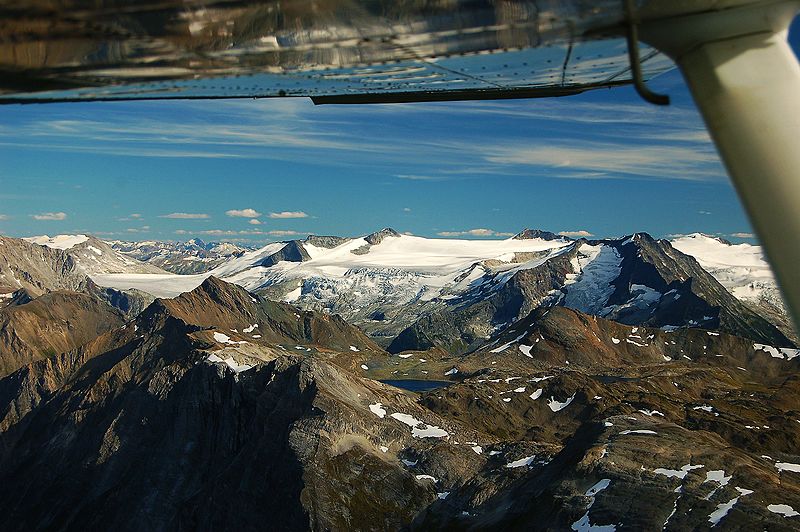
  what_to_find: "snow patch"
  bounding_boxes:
[767,504,800,517]
[708,487,752,526]
[506,456,535,468]
[369,403,387,418]
[654,464,704,480]
[547,393,576,412]
[754,343,800,361]
[389,412,449,438]
[775,462,800,473]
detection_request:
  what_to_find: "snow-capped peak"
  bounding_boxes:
[24,234,89,250]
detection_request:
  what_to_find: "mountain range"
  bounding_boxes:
[0,229,798,530]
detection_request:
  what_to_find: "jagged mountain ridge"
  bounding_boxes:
[25,234,166,275]
[89,229,794,352]
[389,233,791,353]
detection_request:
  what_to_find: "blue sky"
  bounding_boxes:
[1,22,797,245]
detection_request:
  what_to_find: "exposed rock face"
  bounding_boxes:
[305,235,350,249]
[512,228,568,241]
[157,276,383,355]
[388,251,575,354]
[604,233,789,346]
[364,228,400,245]
[0,291,125,377]
[0,236,88,296]
[257,240,311,267]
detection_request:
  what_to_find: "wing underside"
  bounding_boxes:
[0,0,675,103]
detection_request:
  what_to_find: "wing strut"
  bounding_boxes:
[624,0,670,105]
[643,1,800,333]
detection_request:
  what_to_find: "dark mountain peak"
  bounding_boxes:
[152,275,257,326]
[512,228,566,241]
[364,228,400,245]
[257,240,311,267]
[197,274,232,294]
[614,232,659,247]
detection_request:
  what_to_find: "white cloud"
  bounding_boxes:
[226,208,261,218]
[403,207,412,212]
[117,213,143,222]
[266,230,302,237]
[268,211,309,219]
[248,219,262,225]
[0,214,9,220]
[730,232,755,238]
[175,229,188,235]
[32,212,67,221]
[559,230,594,238]
[437,228,514,238]
[126,227,148,233]
[159,212,209,219]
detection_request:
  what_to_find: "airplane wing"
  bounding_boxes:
[0,0,675,103]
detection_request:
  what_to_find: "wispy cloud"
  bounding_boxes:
[32,212,67,221]
[0,214,9,221]
[248,219,262,225]
[395,174,447,181]
[226,208,261,218]
[482,143,721,181]
[730,232,755,238]
[559,230,593,238]
[437,228,514,238]
[1,96,724,183]
[117,213,143,221]
[159,212,209,219]
[269,211,308,219]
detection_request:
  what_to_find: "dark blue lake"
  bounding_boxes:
[380,379,452,392]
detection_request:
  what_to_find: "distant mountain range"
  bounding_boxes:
[1,229,798,530]
[109,238,252,274]
[57,228,790,350]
